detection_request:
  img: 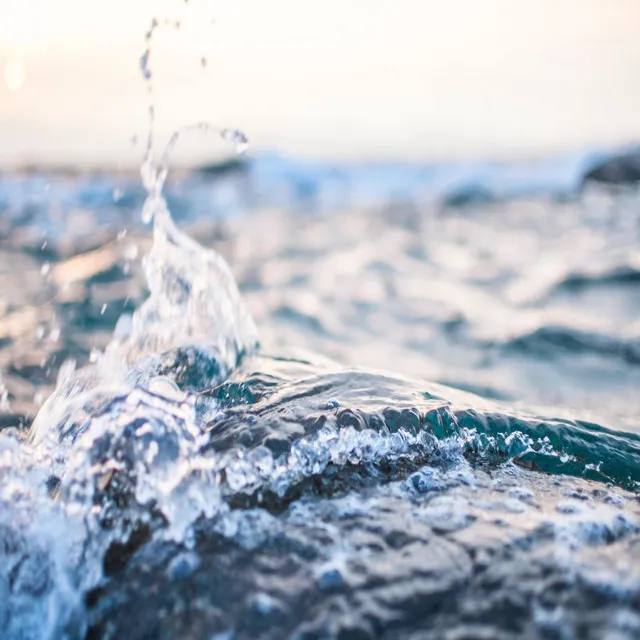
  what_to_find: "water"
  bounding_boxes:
[2,13,640,640]
[2,156,640,640]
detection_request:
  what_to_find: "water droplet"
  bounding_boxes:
[40,262,51,276]
[145,18,158,40]
[100,304,108,316]
[140,50,151,80]
[220,128,249,156]
[113,187,124,203]
[200,57,207,68]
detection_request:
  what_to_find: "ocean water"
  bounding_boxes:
[1,146,640,639]
[2,8,640,637]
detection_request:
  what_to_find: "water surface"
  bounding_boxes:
[0,153,640,638]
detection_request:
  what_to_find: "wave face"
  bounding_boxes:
[0,154,639,638]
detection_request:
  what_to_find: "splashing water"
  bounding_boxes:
[31,9,258,443]
[0,10,260,637]
[112,121,257,382]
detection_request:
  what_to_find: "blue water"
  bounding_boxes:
[0,148,640,639]
[0,146,631,234]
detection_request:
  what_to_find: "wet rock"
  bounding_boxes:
[582,151,640,186]
[86,467,640,640]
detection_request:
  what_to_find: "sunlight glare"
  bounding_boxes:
[4,59,26,92]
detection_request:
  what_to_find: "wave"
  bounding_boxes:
[496,325,640,367]
[557,265,640,291]
[2,145,636,242]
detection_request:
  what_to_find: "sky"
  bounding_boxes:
[0,0,639,167]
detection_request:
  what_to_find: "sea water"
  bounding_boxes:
[1,8,640,640]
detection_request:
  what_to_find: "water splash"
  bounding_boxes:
[119,119,257,385]
[126,9,258,384]
[7,10,260,633]
[32,6,258,452]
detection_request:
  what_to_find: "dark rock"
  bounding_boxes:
[86,467,640,640]
[582,151,640,186]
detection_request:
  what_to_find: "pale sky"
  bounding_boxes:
[0,0,639,167]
